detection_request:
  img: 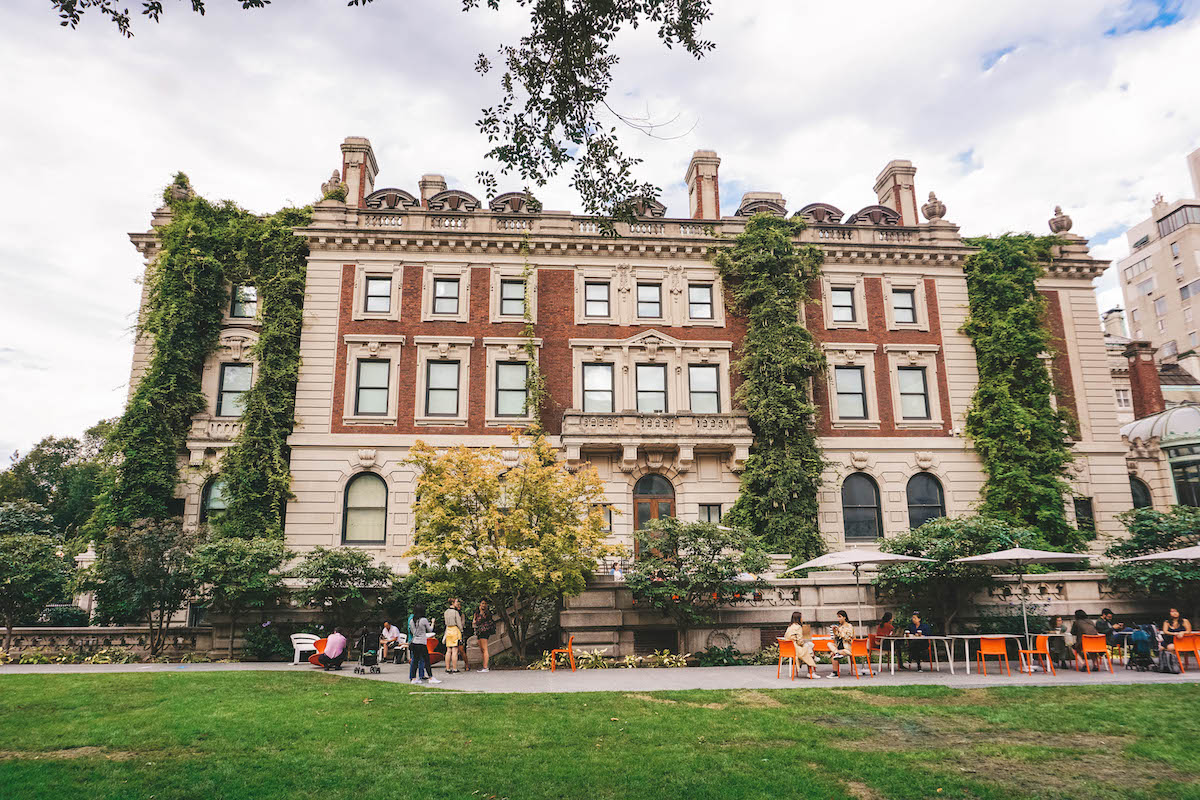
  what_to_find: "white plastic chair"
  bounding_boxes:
[291,633,320,664]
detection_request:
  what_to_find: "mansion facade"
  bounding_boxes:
[128,137,1134,567]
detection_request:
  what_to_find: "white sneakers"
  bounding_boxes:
[479,668,489,673]
[426,677,442,684]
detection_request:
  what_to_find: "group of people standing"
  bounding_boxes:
[398,598,499,685]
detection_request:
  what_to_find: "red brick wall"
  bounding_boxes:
[1040,290,1080,429]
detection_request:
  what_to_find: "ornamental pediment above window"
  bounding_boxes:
[219,329,258,361]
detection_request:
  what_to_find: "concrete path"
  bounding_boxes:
[5,660,1200,693]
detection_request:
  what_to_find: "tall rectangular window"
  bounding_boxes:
[582,364,614,412]
[1073,497,1095,534]
[834,366,866,419]
[1155,296,1169,317]
[230,286,257,318]
[637,283,662,318]
[1115,388,1132,409]
[891,289,916,324]
[364,278,391,313]
[636,363,668,413]
[495,361,528,417]
[688,364,720,413]
[831,288,856,322]
[1138,278,1155,297]
[433,278,460,315]
[699,504,722,523]
[688,284,714,319]
[584,281,610,317]
[897,367,930,419]
[1172,242,1181,259]
[217,363,252,417]
[354,359,390,415]
[500,279,525,317]
[425,360,460,416]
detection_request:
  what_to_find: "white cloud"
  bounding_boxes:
[1,0,1198,455]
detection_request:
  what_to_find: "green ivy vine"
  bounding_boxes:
[961,234,1078,548]
[715,214,827,560]
[519,235,548,433]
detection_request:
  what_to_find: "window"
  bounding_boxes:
[594,504,613,532]
[1155,297,1169,317]
[425,360,460,416]
[584,282,610,317]
[432,278,460,315]
[1181,279,1200,301]
[906,473,945,530]
[230,285,257,318]
[200,478,228,523]
[342,472,387,544]
[1191,332,1199,348]
[495,362,528,417]
[637,283,662,318]
[688,284,714,319]
[688,364,720,413]
[1115,388,1132,409]
[1172,461,1200,507]
[1073,497,1095,534]
[892,289,916,324]
[1173,242,1183,259]
[1187,308,1195,323]
[1162,340,1178,358]
[1177,264,1186,280]
[1138,278,1155,297]
[636,363,668,413]
[1158,320,1167,333]
[897,367,930,419]
[834,366,867,419]
[1158,205,1200,238]
[831,288,856,322]
[1124,256,1152,282]
[1130,476,1153,510]
[500,279,525,317]
[583,364,614,412]
[1131,309,1141,323]
[354,359,390,415]
[699,504,722,523]
[364,278,391,313]
[217,364,252,417]
[842,473,882,541]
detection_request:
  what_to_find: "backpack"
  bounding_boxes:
[1159,649,1181,674]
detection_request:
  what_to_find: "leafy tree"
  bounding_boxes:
[0,501,58,537]
[83,518,204,655]
[406,434,618,663]
[875,516,1045,634]
[293,546,394,633]
[625,518,768,653]
[0,530,72,650]
[1105,507,1200,622]
[192,536,292,658]
[715,214,827,559]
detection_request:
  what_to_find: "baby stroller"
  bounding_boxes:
[354,632,382,675]
[1126,625,1156,672]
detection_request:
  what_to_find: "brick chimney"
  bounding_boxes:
[419,174,448,207]
[1124,341,1166,419]
[873,159,918,226]
[685,150,721,220]
[340,137,378,209]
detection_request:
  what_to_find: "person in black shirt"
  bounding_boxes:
[899,612,933,672]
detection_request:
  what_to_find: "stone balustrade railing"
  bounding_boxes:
[561,410,751,438]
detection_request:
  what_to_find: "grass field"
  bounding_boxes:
[1,672,1198,799]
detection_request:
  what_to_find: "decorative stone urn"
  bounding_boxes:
[1048,205,1073,234]
[921,191,946,221]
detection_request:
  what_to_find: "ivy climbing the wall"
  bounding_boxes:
[519,235,548,434]
[715,214,827,560]
[961,234,1078,548]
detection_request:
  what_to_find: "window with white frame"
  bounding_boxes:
[354,360,390,415]
[1188,308,1195,323]
[1155,296,1169,317]
[891,289,916,324]
[897,366,930,419]
[1131,308,1141,323]
[1138,278,1156,297]
[636,363,668,412]
[342,472,387,545]
[364,278,391,313]
[834,366,867,419]
[425,360,460,416]
[831,288,856,322]
[500,279,525,317]
[637,283,662,318]
[231,286,257,318]
[699,504,721,523]
[688,284,714,319]
[1115,388,1132,409]
[433,278,460,315]
[217,363,252,417]
[583,363,614,412]
[495,361,528,417]
[1161,340,1178,358]
[585,282,610,317]
[688,364,720,413]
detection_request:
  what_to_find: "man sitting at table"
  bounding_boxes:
[1095,608,1125,646]
[1070,610,1101,668]
[899,612,933,672]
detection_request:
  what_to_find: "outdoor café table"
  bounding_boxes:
[950,634,1024,675]
[876,635,956,676]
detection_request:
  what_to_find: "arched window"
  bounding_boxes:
[906,473,946,530]
[1130,476,1153,510]
[632,474,675,557]
[343,473,387,544]
[842,473,882,542]
[200,478,228,523]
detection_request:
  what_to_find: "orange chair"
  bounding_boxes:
[1018,635,1056,676]
[833,638,874,680]
[550,635,576,672]
[1075,634,1113,674]
[1174,633,1200,672]
[976,637,1012,676]
[777,638,797,680]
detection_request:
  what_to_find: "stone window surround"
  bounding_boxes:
[483,336,542,426]
[823,343,880,429]
[351,263,404,322]
[331,468,402,551]
[572,264,725,327]
[420,263,472,323]
[881,276,930,332]
[568,333,733,413]
[821,275,869,331]
[413,336,474,426]
[224,283,262,326]
[488,265,538,324]
[340,335,406,425]
[883,344,944,429]
[206,329,259,419]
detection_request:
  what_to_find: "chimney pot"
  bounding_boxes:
[419,174,448,207]
[340,137,378,209]
[1123,341,1166,418]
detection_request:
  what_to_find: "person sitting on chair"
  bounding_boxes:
[1162,607,1192,651]
[318,627,348,671]
[1070,609,1101,668]
[828,610,855,677]
[380,621,401,661]
[1095,608,1126,646]
[900,612,933,672]
[1048,615,1074,670]
[875,612,895,638]
[783,611,818,679]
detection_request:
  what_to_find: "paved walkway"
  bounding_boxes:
[5,660,1200,693]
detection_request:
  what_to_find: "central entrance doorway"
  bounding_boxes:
[633,473,675,557]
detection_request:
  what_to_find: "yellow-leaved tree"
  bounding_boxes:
[406,433,621,663]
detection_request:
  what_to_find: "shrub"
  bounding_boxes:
[695,645,746,667]
[51,647,84,664]
[19,650,52,664]
[0,650,11,665]
[242,622,292,662]
[45,605,91,627]
[180,652,211,663]
[84,647,138,664]
[573,649,611,669]
[747,642,780,666]
[644,649,689,668]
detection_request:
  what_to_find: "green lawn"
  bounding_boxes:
[1,673,1198,799]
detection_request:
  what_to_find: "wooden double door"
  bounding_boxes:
[633,474,674,557]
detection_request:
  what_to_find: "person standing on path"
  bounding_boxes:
[408,605,438,684]
[474,599,496,673]
[444,598,465,674]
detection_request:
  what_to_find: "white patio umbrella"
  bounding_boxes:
[1119,544,1200,563]
[778,549,934,630]
[951,547,1090,643]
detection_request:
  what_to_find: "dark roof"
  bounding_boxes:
[1159,363,1200,386]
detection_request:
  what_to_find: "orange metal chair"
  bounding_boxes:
[777,638,798,680]
[976,637,1012,676]
[1018,635,1056,676]
[550,635,576,672]
[1174,633,1200,672]
[833,638,874,680]
[1075,634,1113,674]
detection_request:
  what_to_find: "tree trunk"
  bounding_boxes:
[228,611,237,660]
[3,620,12,653]
[677,626,688,656]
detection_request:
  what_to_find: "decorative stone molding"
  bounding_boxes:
[845,205,901,226]
[850,451,871,470]
[915,451,935,471]
[795,203,843,224]
[356,448,378,468]
[365,187,420,210]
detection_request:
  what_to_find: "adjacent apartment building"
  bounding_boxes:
[127,137,1132,570]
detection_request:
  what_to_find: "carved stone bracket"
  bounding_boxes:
[676,445,695,473]
[619,445,639,473]
[356,448,378,468]
[851,451,870,470]
[915,451,935,471]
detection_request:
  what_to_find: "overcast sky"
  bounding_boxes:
[2,0,1198,458]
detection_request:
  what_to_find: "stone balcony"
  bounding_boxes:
[188,418,242,442]
[560,410,752,473]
